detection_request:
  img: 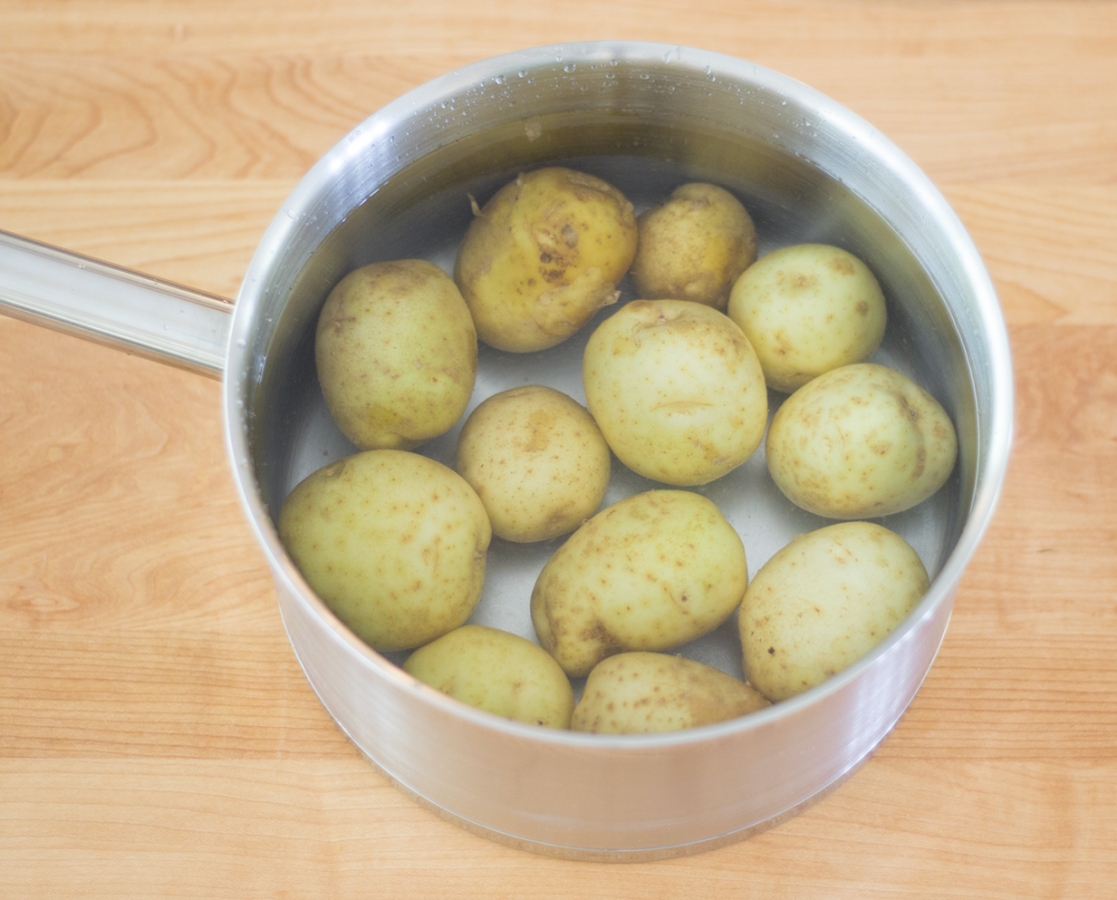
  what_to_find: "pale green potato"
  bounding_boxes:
[630,182,758,311]
[571,652,769,734]
[766,363,958,519]
[740,521,929,701]
[277,449,492,653]
[726,243,887,393]
[403,625,574,729]
[454,385,611,543]
[454,167,638,352]
[531,490,748,678]
[315,259,477,450]
[583,299,768,486]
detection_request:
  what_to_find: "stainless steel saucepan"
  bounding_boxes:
[0,42,1013,860]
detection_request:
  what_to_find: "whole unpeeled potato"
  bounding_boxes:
[531,490,748,678]
[454,385,611,543]
[739,521,929,701]
[630,182,758,311]
[454,167,638,352]
[727,244,887,392]
[571,652,770,734]
[403,625,574,729]
[315,259,477,450]
[766,363,958,519]
[277,449,491,653]
[583,299,768,486]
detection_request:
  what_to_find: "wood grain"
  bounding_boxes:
[2,1,1117,897]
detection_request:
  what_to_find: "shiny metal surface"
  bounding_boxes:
[223,43,1013,857]
[0,41,1013,859]
[0,230,231,378]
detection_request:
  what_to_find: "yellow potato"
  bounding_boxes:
[571,652,769,734]
[404,625,574,729]
[315,259,477,450]
[766,363,958,519]
[277,449,491,653]
[739,521,929,701]
[531,490,748,678]
[454,385,611,543]
[726,243,887,393]
[583,299,768,486]
[630,182,758,311]
[454,167,638,352]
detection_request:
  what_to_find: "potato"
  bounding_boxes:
[315,259,477,450]
[403,625,574,729]
[766,363,958,519]
[583,299,768,486]
[726,243,886,393]
[531,490,748,678]
[277,449,491,653]
[571,652,769,734]
[454,385,611,543]
[630,182,758,311]
[739,521,929,701]
[454,167,638,352]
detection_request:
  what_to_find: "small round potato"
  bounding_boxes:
[630,182,758,311]
[727,243,887,393]
[315,259,477,450]
[739,521,929,701]
[583,299,768,486]
[766,363,958,519]
[404,625,574,729]
[277,449,492,653]
[531,490,749,678]
[454,167,638,352]
[571,652,770,734]
[454,385,611,543]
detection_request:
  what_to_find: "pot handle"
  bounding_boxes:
[0,229,232,379]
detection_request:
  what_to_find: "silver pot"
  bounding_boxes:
[0,42,1012,860]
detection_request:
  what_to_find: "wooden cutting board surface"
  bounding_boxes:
[2,2,1115,897]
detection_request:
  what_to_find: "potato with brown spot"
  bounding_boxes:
[766,363,958,519]
[739,521,929,701]
[530,490,748,677]
[315,259,477,450]
[277,449,491,652]
[454,167,638,352]
[404,625,574,728]
[582,299,768,486]
[727,243,886,392]
[572,652,769,734]
[630,183,758,310]
[454,385,611,543]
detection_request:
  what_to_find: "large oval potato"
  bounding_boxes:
[315,259,477,450]
[583,299,768,486]
[531,490,748,678]
[766,363,958,519]
[571,652,769,734]
[727,244,887,393]
[454,167,638,352]
[277,449,491,653]
[739,521,929,701]
[404,625,574,729]
[454,385,611,543]
[629,182,758,311]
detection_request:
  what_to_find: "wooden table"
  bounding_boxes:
[2,2,1115,896]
